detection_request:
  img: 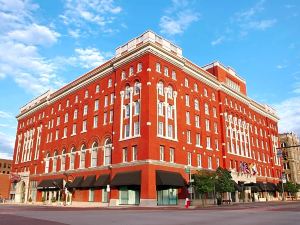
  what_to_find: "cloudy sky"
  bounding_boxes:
[0,0,299,159]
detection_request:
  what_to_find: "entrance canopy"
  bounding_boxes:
[37,179,63,190]
[111,171,141,187]
[156,170,185,187]
[81,175,96,188]
[68,176,84,188]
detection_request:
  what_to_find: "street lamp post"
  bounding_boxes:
[63,172,75,206]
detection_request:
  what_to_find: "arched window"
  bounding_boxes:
[73,109,78,119]
[95,85,100,93]
[125,85,130,99]
[64,113,68,123]
[167,85,173,99]
[129,66,134,76]
[104,138,112,165]
[157,81,164,96]
[61,149,66,171]
[52,151,58,172]
[84,90,89,98]
[156,63,161,72]
[134,81,141,95]
[137,63,142,72]
[80,144,86,169]
[91,142,98,167]
[194,83,198,92]
[108,78,112,88]
[204,103,209,115]
[70,147,76,170]
[45,153,50,173]
[212,93,216,101]
[121,71,126,80]
[204,88,208,97]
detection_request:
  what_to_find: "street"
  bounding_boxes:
[0,201,300,225]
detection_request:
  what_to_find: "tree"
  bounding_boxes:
[285,181,299,199]
[215,167,235,200]
[193,171,215,206]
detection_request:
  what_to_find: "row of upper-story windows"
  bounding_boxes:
[159,145,219,169]
[155,63,177,80]
[121,63,143,80]
[185,131,219,150]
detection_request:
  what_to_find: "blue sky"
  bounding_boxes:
[0,0,299,159]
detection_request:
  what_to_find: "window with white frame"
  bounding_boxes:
[157,82,164,95]
[134,121,140,136]
[213,107,217,117]
[204,88,208,97]
[167,124,173,138]
[103,112,107,125]
[167,86,173,99]
[70,148,75,170]
[104,139,112,165]
[159,145,165,161]
[158,102,164,116]
[84,90,89,98]
[64,113,68,123]
[55,130,59,140]
[187,152,192,166]
[167,105,172,119]
[212,93,216,101]
[132,146,138,161]
[125,124,130,138]
[129,66,134,76]
[158,122,164,136]
[134,101,140,115]
[93,116,98,128]
[104,95,108,107]
[96,85,100,93]
[205,119,210,131]
[45,153,50,173]
[56,117,60,126]
[187,130,191,143]
[80,145,86,168]
[94,100,99,111]
[75,95,78,103]
[73,109,78,120]
[186,112,190,124]
[83,105,88,116]
[196,133,201,147]
[108,78,112,88]
[134,82,140,95]
[184,78,189,87]
[215,139,219,150]
[61,149,66,171]
[137,63,142,73]
[204,103,209,115]
[194,99,199,111]
[170,148,174,163]
[63,127,67,138]
[195,115,200,128]
[122,148,128,162]
[109,110,113,123]
[156,63,161,72]
[185,95,190,106]
[208,156,212,169]
[171,70,176,80]
[214,122,218,133]
[91,142,98,167]
[164,67,169,76]
[197,154,202,167]
[72,124,76,135]
[194,83,198,92]
[82,120,87,132]
[206,136,211,149]
[125,104,130,118]
[53,151,58,172]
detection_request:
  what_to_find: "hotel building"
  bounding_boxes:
[11,31,281,206]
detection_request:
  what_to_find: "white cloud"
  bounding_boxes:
[274,96,300,135]
[159,0,199,36]
[276,64,287,69]
[61,0,122,34]
[211,36,225,46]
[0,111,13,119]
[75,48,107,69]
[68,29,80,38]
[0,152,13,160]
[0,131,15,159]
[7,23,60,46]
[246,19,277,31]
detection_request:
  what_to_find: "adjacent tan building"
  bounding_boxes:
[279,132,300,184]
[0,158,12,199]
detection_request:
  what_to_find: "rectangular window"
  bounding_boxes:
[167,124,173,138]
[132,146,138,161]
[56,117,60,126]
[167,105,172,119]
[129,66,134,76]
[63,127,67,137]
[186,112,190,125]
[215,139,219,150]
[93,116,98,128]
[195,115,200,128]
[208,156,212,169]
[187,130,191,143]
[82,120,87,132]
[137,63,142,72]
[216,157,220,167]
[103,112,107,125]
[109,110,113,123]
[205,119,210,131]
[214,122,218,133]
[125,105,130,118]
[197,154,202,167]
[125,124,130,138]
[206,136,211,149]
[184,78,189,87]
[83,105,88,116]
[158,102,164,116]
[89,188,95,202]
[170,148,174,163]
[185,95,190,106]
[156,63,161,72]
[110,93,114,105]
[134,101,140,115]
[158,122,164,136]
[213,107,217,118]
[171,70,176,80]
[55,130,59,140]
[72,124,76,135]
[160,145,165,161]
[187,152,192,166]
[104,96,108,107]
[74,110,78,120]
[134,121,140,136]
[164,67,169,76]
[196,133,201,147]
[94,100,99,111]
[123,148,128,162]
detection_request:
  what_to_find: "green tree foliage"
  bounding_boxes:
[193,171,215,206]
[215,167,235,194]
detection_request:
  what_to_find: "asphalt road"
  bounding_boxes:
[1,201,300,225]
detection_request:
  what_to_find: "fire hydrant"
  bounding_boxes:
[185,198,191,208]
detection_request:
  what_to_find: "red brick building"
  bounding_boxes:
[11,31,281,206]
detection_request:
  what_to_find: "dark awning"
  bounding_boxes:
[69,176,84,188]
[233,181,242,192]
[111,171,141,187]
[267,182,277,192]
[81,175,96,188]
[244,182,263,192]
[94,174,110,187]
[156,170,186,187]
[37,179,63,190]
